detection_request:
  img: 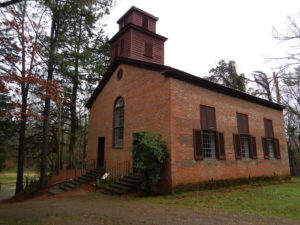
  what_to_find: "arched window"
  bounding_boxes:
[113,97,124,148]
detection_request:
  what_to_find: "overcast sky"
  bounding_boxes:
[104,0,299,78]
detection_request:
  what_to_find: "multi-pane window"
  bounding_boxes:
[240,134,250,158]
[113,97,124,148]
[201,105,216,159]
[266,138,275,158]
[262,119,281,159]
[193,105,225,160]
[233,113,257,160]
[203,131,216,158]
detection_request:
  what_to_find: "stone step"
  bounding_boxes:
[78,176,89,182]
[59,185,72,191]
[48,189,62,195]
[103,186,127,195]
[82,174,95,179]
[109,183,131,191]
[74,177,85,183]
[119,177,141,185]
[70,180,80,185]
[86,171,98,176]
[64,182,76,189]
[115,180,136,188]
[124,175,143,182]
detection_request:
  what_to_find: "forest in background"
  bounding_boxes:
[0,0,114,193]
[0,0,299,194]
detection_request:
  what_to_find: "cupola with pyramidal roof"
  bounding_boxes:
[108,6,167,65]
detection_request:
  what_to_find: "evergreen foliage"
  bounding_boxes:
[205,60,247,92]
[131,132,168,193]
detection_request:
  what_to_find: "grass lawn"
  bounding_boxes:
[0,176,16,192]
[0,169,38,192]
[144,177,300,220]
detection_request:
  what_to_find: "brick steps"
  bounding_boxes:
[48,168,105,195]
[103,174,143,195]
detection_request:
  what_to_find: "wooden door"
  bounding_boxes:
[97,137,105,168]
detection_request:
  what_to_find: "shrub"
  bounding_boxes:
[94,178,115,189]
[131,131,168,193]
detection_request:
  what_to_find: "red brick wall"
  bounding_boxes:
[130,29,164,64]
[87,66,290,191]
[169,78,290,186]
[87,64,172,189]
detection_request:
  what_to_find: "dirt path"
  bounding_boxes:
[0,190,298,225]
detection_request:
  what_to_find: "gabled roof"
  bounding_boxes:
[117,6,159,24]
[86,57,285,111]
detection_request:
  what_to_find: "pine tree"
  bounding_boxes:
[205,60,247,92]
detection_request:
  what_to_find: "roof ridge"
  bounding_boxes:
[86,57,285,111]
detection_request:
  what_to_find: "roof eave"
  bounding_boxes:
[117,6,159,24]
[108,23,167,45]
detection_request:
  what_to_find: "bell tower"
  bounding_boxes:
[108,6,167,65]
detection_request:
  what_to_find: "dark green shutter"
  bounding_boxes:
[249,136,257,159]
[217,132,226,160]
[233,134,242,160]
[274,138,281,159]
[261,137,269,159]
[193,129,203,160]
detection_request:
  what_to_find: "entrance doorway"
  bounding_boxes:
[97,137,105,168]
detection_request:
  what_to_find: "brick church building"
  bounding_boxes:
[86,6,290,191]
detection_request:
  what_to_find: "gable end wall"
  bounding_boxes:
[87,65,172,190]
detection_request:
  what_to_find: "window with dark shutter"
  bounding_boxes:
[264,119,274,138]
[236,113,252,159]
[261,137,269,159]
[193,129,203,160]
[216,132,226,160]
[200,105,216,130]
[144,42,152,57]
[262,119,279,160]
[142,16,148,28]
[199,105,220,159]
[273,138,281,159]
[120,39,124,55]
[249,136,257,159]
[237,113,249,135]
[233,133,242,160]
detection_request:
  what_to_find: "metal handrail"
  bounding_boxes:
[105,160,131,179]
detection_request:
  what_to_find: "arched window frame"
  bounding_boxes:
[113,97,124,148]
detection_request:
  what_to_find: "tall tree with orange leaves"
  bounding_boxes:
[0,1,59,193]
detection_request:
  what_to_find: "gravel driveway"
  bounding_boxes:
[0,190,298,225]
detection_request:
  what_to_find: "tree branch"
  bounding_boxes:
[0,0,23,8]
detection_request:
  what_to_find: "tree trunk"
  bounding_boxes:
[68,15,82,169]
[16,1,28,194]
[273,72,281,104]
[16,105,27,193]
[56,101,62,171]
[39,13,58,185]
[68,74,78,169]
